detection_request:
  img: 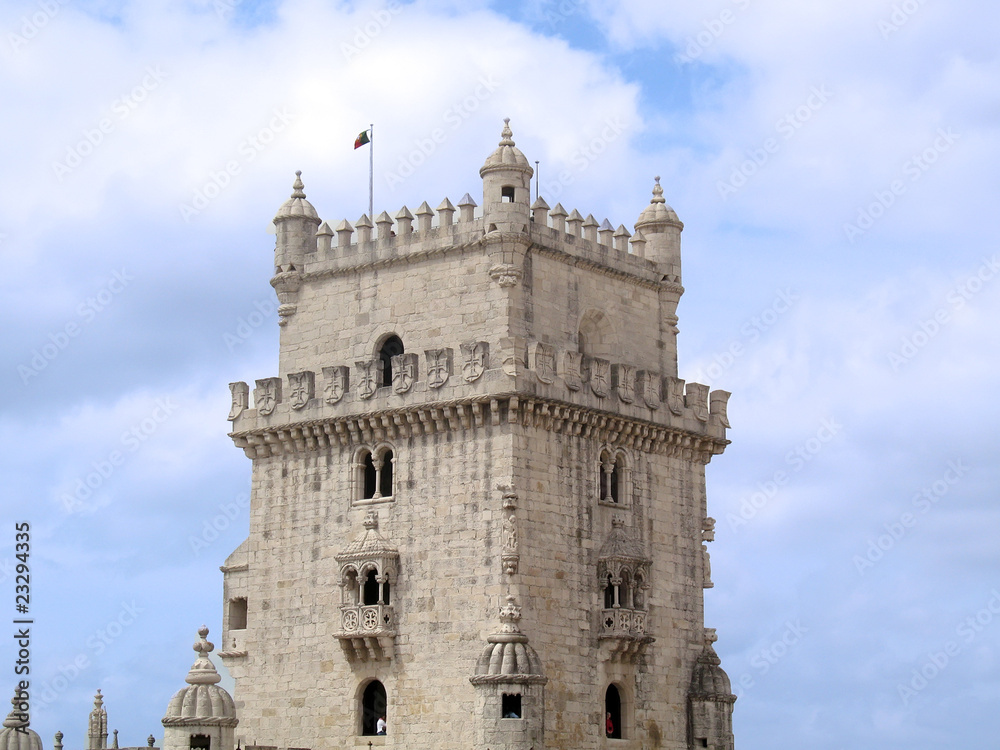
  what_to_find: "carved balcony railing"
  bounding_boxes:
[599,608,653,662]
[336,604,395,662]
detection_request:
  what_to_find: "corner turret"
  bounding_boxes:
[162,627,237,750]
[480,118,533,235]
[272,171,320,326]
[634,176,683,283]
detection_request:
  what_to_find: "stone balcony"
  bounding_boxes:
[336,604,395,662]
[599,608,654,662]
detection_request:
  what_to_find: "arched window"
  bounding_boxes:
[357,446,394,502]
[578,308,615,360]
[604,574,616,609]
[379,449,393,498]
[363,570,380,605]
[361,680,387,736]
[363,452,377,499]
[379,335,404,390]
[599,449,629,506]
[605,684,622,739]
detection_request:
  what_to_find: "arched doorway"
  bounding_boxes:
[605,684,622,739]
[361,680,387,736]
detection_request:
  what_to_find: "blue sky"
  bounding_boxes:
[1,0,998,747]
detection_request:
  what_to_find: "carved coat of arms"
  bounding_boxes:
[425,349,452,389]
[254,377,282,416]
[460,341,489,383]
[288,371,315,410]
[228,382,249,421]
[391,353,417,394]
[322,366,349,405]
[590,358,611,398]
[356,360,379,400]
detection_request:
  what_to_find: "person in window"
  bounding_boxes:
[376,716,387,735]
[606,712,614,737]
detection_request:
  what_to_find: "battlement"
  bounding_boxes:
[285,193,670,289]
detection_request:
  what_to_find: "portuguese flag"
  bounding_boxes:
[354,129,371,149]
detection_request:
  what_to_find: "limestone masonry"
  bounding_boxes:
[219,120,737,749]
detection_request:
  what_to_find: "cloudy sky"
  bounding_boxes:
[2,0,998,747]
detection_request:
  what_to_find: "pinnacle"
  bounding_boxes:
[291,171,306,199]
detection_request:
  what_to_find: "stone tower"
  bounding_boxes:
[221,121,735,750]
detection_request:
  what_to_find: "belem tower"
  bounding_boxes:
[0,120,737,750]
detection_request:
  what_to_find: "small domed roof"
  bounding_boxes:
[472,597,546,683]
[690,631,736,702]
[274,171,319,221]
[635,176,682,229]
[0,689,42,750]
[480,119,533,177]
[162,628,237,726]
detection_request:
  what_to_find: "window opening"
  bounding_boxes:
[363,570,380,605]
[379,336,404,390]
[379,450,393,498]
[363,452,377,499]
[501,186,515,202]
[362,681,387,736]
[501,693,522,719]
[604,574,616,609]
[605,684,622,739]
[190,736,210,750]
[228,598,247,630]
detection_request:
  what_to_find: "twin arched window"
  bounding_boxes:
[357,446,394,502]
[599,449,627,505]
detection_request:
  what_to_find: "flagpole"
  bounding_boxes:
[368,123,374,220]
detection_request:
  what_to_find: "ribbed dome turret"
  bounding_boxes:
[0,689,42,750]
[472,597,546,683]
[162,627,237,725]
[480,119,533,177]
[690,632,735,702]
[273,171,319,221]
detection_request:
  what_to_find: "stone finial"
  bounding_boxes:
[112,730,119,749]
[147,736,155,747]
[363,510,379,530]
[499,117,514,147]
[93,689,104,709]
[291,171,306,199]
[4,687,28,729]
[651,175,665,204]
[54,732,64,750]
[185,626,222,686]
[498,595,522,633]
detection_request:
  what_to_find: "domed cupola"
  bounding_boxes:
[0,689,42,750]
[480,119,533,238]
[633,176,683,283]
[470,596,546,749]
[161,627,238,750]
